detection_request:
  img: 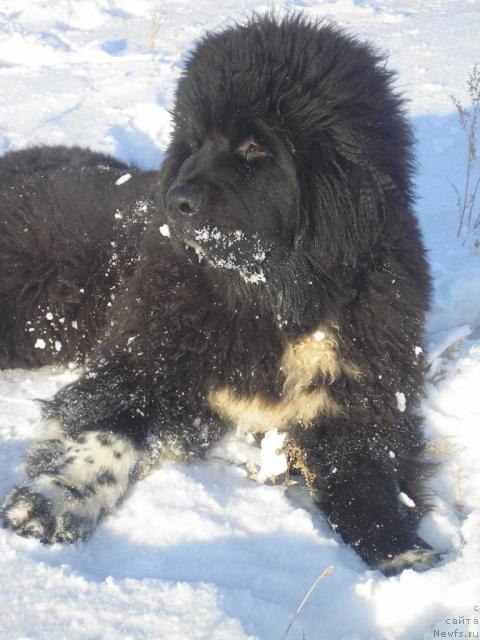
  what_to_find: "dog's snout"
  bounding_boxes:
[166,185,202,217]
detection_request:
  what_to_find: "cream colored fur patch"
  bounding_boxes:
[208,326,359,434]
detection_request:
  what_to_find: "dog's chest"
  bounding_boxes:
[207,327,357,434]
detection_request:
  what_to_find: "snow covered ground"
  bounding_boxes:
[1,1,480,638]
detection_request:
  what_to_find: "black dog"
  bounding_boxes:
[1,15,437,575]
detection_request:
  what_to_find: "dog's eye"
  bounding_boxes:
[237,137,271,162]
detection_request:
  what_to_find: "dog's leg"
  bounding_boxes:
[2,420,142,542]
[2,358,151,543]
[1,349,225,543]
[285,420,439,575]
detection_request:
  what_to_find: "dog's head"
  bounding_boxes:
[157,14,414,308]
[163,121,299,285]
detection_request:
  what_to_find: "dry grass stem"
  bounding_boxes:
[281,565,334,640]
[450,65,480,235]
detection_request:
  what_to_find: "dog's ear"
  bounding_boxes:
[294,159,390,270]
[293,203,312,258]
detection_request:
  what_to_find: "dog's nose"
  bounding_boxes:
[165,185,202,217]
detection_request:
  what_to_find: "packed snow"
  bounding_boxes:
[115,172,132,185]
[1,1,480,639]
[395,392,407,413]
[159,223,171,238]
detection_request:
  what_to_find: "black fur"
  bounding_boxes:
[1,15,436,574]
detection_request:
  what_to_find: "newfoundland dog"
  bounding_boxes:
[1,15,437,575]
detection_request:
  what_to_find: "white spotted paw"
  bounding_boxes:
[2,427,139,543]
[2,484,93,542]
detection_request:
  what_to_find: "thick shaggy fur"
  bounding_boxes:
[1,15,436,574]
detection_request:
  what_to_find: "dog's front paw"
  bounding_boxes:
[3,428,140,543]
[377,546,442,576]
[2,482,94,543]
[3,486,56,541]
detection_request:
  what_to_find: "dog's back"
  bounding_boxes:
[0,147,153,367]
